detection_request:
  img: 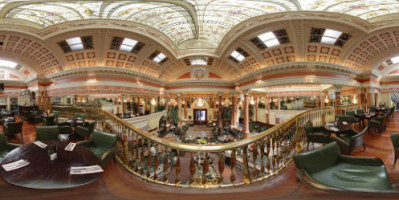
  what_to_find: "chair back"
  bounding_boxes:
[52,111,59,117]
[87,121,96,133]
[37,109,44,115]
[369,105,376,112]
[36,125,59,141]
[391,132,399,148]
[356,109,364,115]
[304,120,313,134]
[74,113,86,119]
[92,130,117,150]
[346,110,355,117]
[0,132,7,150]
[293,142,340,174]
[350,126,367,150]
[0,113,9,118]
[43,116,56,126]
[6,121,23,136]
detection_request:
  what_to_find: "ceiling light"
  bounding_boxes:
[231,50,245,61]
[66,37,82,45]
[324,29,342,38]
[190,57,208,65]
[0,60,18,68]
[391,56,399,64]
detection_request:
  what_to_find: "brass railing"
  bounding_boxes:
[52,103,366,188]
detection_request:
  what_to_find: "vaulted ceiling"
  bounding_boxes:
[1,1,399,82]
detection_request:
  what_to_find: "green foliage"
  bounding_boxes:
[167,105,180,126]
[155,105,165,112]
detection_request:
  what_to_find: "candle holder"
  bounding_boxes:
[47,144,57,161]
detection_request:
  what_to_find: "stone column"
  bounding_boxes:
[184,96,187,119]
[213,96,217,122]
[244,91,250,135]
[232,94,237,126]
[218,93,223,128]
[316,96,320,108]
[321,95,325,108]
[137,97,141,115]
[335,86,342,106]
[165,95,169,111]
[277,97,281,110]
[266,97,270,124]
[122,96,125,118]
[177,93,181,120]
[254,97,258,122]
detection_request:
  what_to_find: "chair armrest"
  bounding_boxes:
[339,155,384,166]
[5,143,21,150]
[100,147,115,167]
[331,137,349,150]
[77,140,94,147]
[313,126,329,134]
[368,120,381,126]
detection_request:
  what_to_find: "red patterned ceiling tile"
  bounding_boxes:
[106,60,114,66]
[35,60,41,65]
[87,52,95,58]
[284,46,294,53]
[125,63,133,69]
[118,54,126,60]
[26,47,34,53]
[29,55,36,60]
[116,61,124,68]
[40,48,49,53]
[385,38,394,44]
[272,49,282,56]
[366,46,375,52]
[307,55,316,61]
[388,44,396,48]
[388,69,399,74]
[32,42,41,48]
[286,55,295,62]
[393,31,399,36]
[14,49,21,54]
[45,62,51,67]
[6,42,15,47]
[33,52,42,57]
[40,57,48,62]
[23,70,30,75]
[66,55,74,61]
[17,44,25,49]
[361,60,367,65]
[320,47,330,54]
[88,60,96,66]
[355,57,362,63]
[142,60,149,66]
[318,56,327,62]
[76,53,84,60]
[375,41,383,47]
[21,38,31,44]
[369,36,379,43]
[78,61,85,67]
[372,50,379,55]
[331,49,340,56]
[128,56,136,62]
[360,41,369,48]
[360,51,368,57]
[8,36,20,41]
[0,35,5,40]
[377,65,384,71]
[379,46,387,51]
[307,45,317,53]
[276,57,285,64]
[348,54,356,61]
[47,54,54,59]
[366,55,372,60]
[380,32,391,39]
[5,47,12,52]
[22,52,29,57]
[353,48,361,54]
[249,58,256,64]
[266,59,275,65]
[262,52,271,58]
[51,60,59,65]
[243,61,249,66]
[107,52,116,58]
[329,57,337,64]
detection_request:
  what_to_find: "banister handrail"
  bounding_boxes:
[51,103,367,188]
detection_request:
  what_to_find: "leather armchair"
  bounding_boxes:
[36,125,60,141]
[0,132,20,162]
[356,109,364,115]
[77,130,117,167]
[75,121,96,139]
[4,121,23,144]
[43,116,56,126]
[74,113,86,119]
[303,120,331,150]
[368,113,388,135]
[391,132,399,165]
[345,110,360,124]
[331,126,368,155]
[293,142,396,193]
[369,105,376,112]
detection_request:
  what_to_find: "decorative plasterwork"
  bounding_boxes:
[190,68,208,80]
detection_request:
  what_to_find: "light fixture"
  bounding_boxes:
[250,97,255,105]
[151,98,156,105]
[197,98,204,107]
[0,60,18,68]
[87,78,97,83]
[325,97,329,103]
[353,95,358,104]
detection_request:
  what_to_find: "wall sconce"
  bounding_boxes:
[151,98,156,105]
[325,97,329,103]
[250,97,255,105]
[87,78,97,84]
[353,95,358,104]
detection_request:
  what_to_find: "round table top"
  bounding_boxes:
[0,141,100,189]
[324,122,351,134]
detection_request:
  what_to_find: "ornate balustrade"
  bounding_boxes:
[51,104,366,188]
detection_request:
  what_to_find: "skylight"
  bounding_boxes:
[190,57,208,65]
[257,32,280,47]
[66,37,84,51]
[0,60,18,68]
[153,53,166,63]
[389,56,399,65]
[321,29,342,45]
[231,51,245,62]
[119,38,138,52]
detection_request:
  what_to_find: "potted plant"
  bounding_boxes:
[167,105,180,126]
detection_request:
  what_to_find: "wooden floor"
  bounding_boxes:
[2,114,399,200]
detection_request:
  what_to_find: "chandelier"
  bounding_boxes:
[197,98,204,107]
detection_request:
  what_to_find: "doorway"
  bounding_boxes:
[194,109,207,125]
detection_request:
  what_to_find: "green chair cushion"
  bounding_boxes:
[92,130,117,151]
[86,146,106,159]
[36,125,59,141]
[311,162,393,192]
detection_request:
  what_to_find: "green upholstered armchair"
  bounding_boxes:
[0,113,9,119]
[27,111,36,123]
[75,121,96,139]
[43,116,56,126]
[59,126,73,135]
[37,109,44,116]
[74,113,86,119]
[369,105,376,112]
[303,120,331,150]
[52,111,59,124]
[293,142,397,193]
[36,125,60,141]
[356,109,364,115]
[368,113,388,135]
[345,110,360,124]
[77,130,117,167]
[331,126,368,155]
[391,132,399,165]
[4,121,23,144]
[0,132,20,162]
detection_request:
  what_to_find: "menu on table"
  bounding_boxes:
[65,142,76,151]
[2,159,29,171]
[330,127,339,131]
[70,165,103,175]
[33,141,47,149]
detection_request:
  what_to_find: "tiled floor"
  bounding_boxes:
[1,114,399,199]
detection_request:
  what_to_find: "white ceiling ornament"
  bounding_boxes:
[191,68,209,80]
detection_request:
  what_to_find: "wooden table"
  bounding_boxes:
[0,141,100,189]
[324,122,351,137]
